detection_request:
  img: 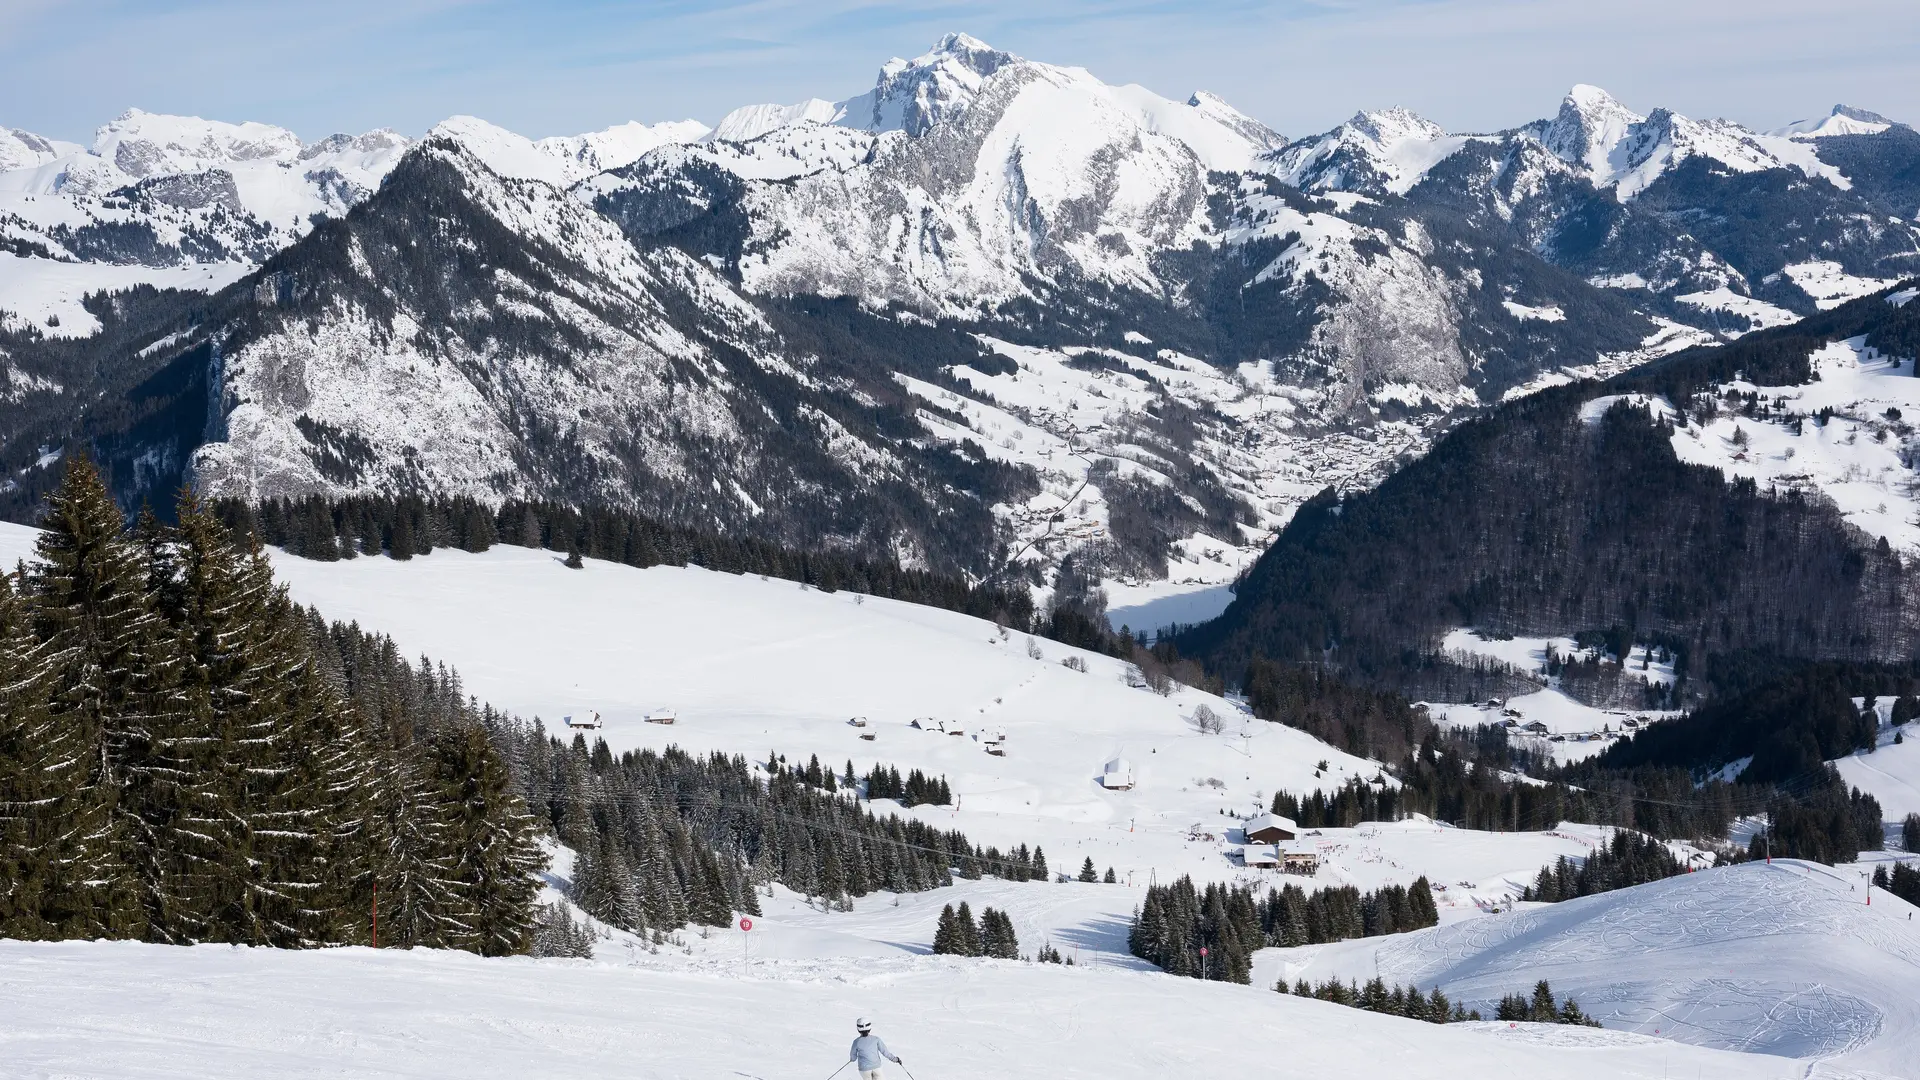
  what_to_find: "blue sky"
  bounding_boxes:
[2,0,1916,144]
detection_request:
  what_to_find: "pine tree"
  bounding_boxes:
[170,496,358,946]
[1103,866,1116,884]
[432,723,546,954]
[26,455,163,939]
[932,903,961,954]
[955,901,983,956]
[1078,857,1098,882]
[0,569,130,938]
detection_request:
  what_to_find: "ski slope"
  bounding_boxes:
[0,938,1806,1080]
[1256,860,1920,1076]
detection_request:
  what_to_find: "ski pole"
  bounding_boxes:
[898,1066,920,1080]
[823,1063,850,1080]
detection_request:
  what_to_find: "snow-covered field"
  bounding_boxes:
[0,937,1803,1080]
[1834,701,1920,822]
[1257,860,1920,1076]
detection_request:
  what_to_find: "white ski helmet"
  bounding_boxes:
[856,1017,872,1032]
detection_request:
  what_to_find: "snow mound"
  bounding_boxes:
[1273,861,1920,1072]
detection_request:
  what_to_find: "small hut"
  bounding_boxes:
[1241,846,1279,869]
[1243,812,1297,844]
[1280,842,1320,875]
[645,708,677,725]
[563,710,602,730]
[848,716,869,728]
[1100,757,1136,790]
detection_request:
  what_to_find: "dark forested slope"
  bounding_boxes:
[1182,282,1920,686]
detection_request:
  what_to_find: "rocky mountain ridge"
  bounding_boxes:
[4,36,1918,599]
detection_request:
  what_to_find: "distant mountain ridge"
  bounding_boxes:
[3,36,1919,593]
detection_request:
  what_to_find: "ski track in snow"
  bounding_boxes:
[0,938,1813,1080]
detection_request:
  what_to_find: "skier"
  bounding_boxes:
[849,1017,903,1080]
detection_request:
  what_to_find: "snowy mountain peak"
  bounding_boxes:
[93,108,304,179]
[1347,106,1445,145]
[1540,84,1644,176]
[707,99,841,144]
[838,32,1018,136]
[1771,104,1896,138]
[426,115,574,186]
[1266,107,1460,195]
[0,126,79,173]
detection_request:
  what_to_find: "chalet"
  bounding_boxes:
[1100,757,1136,790]
[848,716,869,728]
[1522,720,1552,735]
[980,727,1007,755]
[911,717,935,730]
[858,731,877,742]
[644,708,677,725]
[1280,842,1320,875]
[1241,846,1279,869]
[1243,812,1298,844]
[563,711,602,730]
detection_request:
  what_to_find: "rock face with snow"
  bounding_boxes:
[0,110,411,280]
[1269,85,1920,325]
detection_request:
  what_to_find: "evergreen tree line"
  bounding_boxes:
[493,727,1048,934]
[1871,861,1920,907]
[1281,976,1481,1024]
[1749,771,1885,864]
[1493,981,1601,1026]
[860,763,952,807]
[1269,727,1740,839]
[1595,658,1909,784]
[1128,876,1439,983]
[1521,830,1688,903]
[0,457,543,953]
[931,901,1020,959]
[219,495,1037,632]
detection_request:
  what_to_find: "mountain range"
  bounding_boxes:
[3,33,1918,590]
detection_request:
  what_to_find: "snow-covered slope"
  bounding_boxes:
[1667,334,1920,551]
[1261,861,1920,1075]
[0,938,1799,1080]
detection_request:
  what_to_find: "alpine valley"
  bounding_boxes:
[6,32,1918,603]
[8,27,1920,1080]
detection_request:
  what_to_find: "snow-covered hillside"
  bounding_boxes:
[1259,860,1920,1075]
[0,938,1800,1080]
[1667,334,1920,551]
[0,521,1634,914]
